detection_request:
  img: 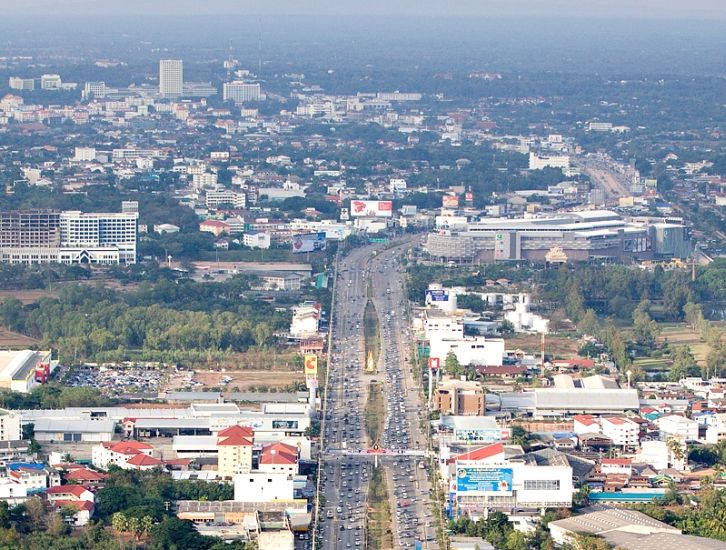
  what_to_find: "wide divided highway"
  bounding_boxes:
[314,239,438,550]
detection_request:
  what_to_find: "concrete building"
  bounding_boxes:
[8,77,34,91]
[92,440,154,470]
[0,209,137,265]
[258,442,299,475]
[528,152,570,170]
[444,443,573,518]
[233,471,294,502]
[159,59,183,98]
[217,425,254,478]
[0,350,52,393]
[206,190,246,209]
[600,416,640,449]
[223,82,262,104]
[656,414,699,442]
[425,210,691,263]
[40,74,62,90]
[0,409,21,442]
[430,335,505,368]
[434,378,485,416]
[243,232,271,250]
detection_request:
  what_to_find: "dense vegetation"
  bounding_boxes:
[0,275,295,364]
[0,468,248,549]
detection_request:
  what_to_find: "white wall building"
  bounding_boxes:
[600,417,639,448]
[656,414,699,442]
[159,59,183,98]
[528,152,570,171]
[223,82,261,104]
[430,335,505,367]
[233,472,294,502]
[243,232,271,249]
[0,409,21,442]
[40,74,62,90]
[504,301,549,334]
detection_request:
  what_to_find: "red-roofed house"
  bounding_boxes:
[217,425,254,478]
[46,484,95,525]
[91,440,154,470]
[125,453,163,470]
[259,442,299,475]
[63,467,109,488]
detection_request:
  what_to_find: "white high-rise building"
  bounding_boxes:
[223,81,261,104]
[83,81,107,100]
[59,211,138,264]
[159,59,183,98]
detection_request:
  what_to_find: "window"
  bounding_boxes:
[524,479,560,491]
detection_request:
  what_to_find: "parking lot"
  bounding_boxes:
[63,363,169,396]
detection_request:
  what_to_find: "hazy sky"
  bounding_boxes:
[10,0,726,19]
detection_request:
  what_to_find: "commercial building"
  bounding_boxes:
[0,209,137,265]
[233,471,295,503]
[82,81,107,99]
[433,378,486,416]
[159,59,183,98]
[655,414,699,443]
[443,442,573,518]
[425,210,691,263]
[0,350,53,393]
[223,82,262,104]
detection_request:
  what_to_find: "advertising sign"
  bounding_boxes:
[425,289,449,303]
[428,357,441,371]
[442,194,459,208]
[304,355,318,377]
[465,192,474,203]
[292,232,326,253]
[350,200,393,218]
[454,428,502,444]
[455,467,513,494]
[340,208,350,221]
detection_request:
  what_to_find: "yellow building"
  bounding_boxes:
[216,425,254,478]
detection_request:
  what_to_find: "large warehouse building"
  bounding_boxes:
[0,350,53,393]
[425,210,691,263]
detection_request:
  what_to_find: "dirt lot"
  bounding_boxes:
[175,369,305,391]
[0,326,40,348]
[0,279,139,305]
[506,333,581,358]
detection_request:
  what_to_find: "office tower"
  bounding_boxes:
[83,81,107,100]
[223,81,261,104]
[159,59,183,98]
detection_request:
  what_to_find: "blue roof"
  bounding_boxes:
[7,462,47,471]
[589,491,666,503]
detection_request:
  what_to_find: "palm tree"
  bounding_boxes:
[111,511,129,533]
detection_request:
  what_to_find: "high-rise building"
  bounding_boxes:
[0,207,137,265]
[223,81,261,104]
[159,59,183,98]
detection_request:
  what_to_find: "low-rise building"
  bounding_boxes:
[433,378,485,416]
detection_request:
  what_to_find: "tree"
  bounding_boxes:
[0,502,10,530]
[565,281,585,323]
[252,322,272,349]
[24,496,46,531]
[112,511,129,533]
[669,345,700,381]
[445,351,463,377]
[632,309,660,348]
[577,309,599,336]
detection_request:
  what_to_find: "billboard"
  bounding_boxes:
[292,233,326,253]
[465,192,474,203]
[455,467,513,494]
[442,194,459,208]
[304,355,318,377]
[350,200,393,218]
[428,357,441,371]
[425,289,449,303]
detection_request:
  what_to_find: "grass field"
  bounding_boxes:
[364,298,380,373]
[366,466,395,550]
[658,322,726,366]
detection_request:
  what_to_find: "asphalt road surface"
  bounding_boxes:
[314,238,439,550]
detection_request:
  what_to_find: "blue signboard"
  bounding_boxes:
[456,467,513,494]
[425,289,449,302]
